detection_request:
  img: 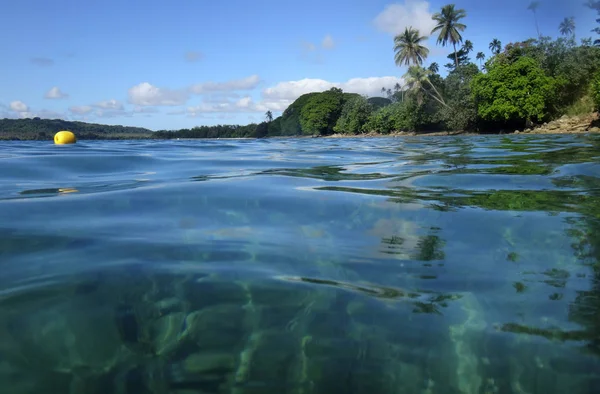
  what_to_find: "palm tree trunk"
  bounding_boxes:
[534,12,540,38]
[453,42,459,69]
[423,81,449,108]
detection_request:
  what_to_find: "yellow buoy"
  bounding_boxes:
[54,130,77,145]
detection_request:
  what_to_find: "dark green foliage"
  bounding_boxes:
[299,88,358,136]
[363,103,404,133]
[0,118,152,140]
[367,97,392,110]
[593,72,600,111]
[441,63,480,131]
[535,38,600,112]
[153,123,258,139]
[267,116,282,136]
[471,56,557,126]
[255,122,269,138]
[279,93,320,136]
[333,96,373,134]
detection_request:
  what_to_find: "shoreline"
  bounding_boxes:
[322,113,600,139]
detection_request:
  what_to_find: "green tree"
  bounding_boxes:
[471,56,557,126]
[559,17,575,38]
[403,66,448,108]
[299,88,347,135]
[333,96,374,134]
[265,110,273,123]
[428,62,439,74]
[279,92,320,135]
[593,72,600,111]
[476,51,486,67]
[489,38,502,55]
[393,27,430,66]
[527,1,541,38]
[463,40,473,54]
[255,122,269,138]
[431,4,467,69]
[441,64,480,131]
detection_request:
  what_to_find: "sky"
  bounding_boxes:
[0,0,595,131]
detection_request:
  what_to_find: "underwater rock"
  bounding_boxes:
[149,312,187,356]
[5,301,127,376]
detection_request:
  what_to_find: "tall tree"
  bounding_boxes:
[559,16,575,38]
[403,66,448,108]
[393,27,430,66]
[527,1,541,38]
[265,110,273,123]
[428,62,439,74]
[489,38,502,55]
[463,40,473,54]
[476,52,486,67]
[431,4,468,69]
[585,1,600,46]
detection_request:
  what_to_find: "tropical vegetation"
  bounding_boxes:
[4,2,600,140]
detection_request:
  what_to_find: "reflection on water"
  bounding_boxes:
[0,135,600,393]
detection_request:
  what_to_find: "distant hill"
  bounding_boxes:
[2,89,391,141]
[0,118,153,140]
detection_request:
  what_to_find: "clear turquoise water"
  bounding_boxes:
[1,135,599,393]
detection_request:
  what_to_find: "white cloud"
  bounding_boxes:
[128,82,188,106]
[183,76,404,116]
[189,75,261,94]
[373,0,436,37]
[95,109,131,118]
[302,41,316,52]
[44,86,69,99]
[94,99,124,110]
[10,108,64,119]
[69,106,93,114]
[262,76,403,102]
[69,102,157,119]
[10,100,28,112]
[133,106,159,114]
[322,34,335,49]
[185,51,204,62]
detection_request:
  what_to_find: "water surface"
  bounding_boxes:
[1,135,600,393]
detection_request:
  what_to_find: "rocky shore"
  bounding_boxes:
[515,112,600,134]
[324,112,600,138]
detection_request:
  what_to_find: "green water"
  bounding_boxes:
[0,135,599,393]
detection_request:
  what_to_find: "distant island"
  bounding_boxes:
[3,2,600,141]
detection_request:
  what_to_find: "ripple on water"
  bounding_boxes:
[0,135,599,393]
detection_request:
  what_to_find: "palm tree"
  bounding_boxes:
[393,27,430,66]
[463,40,473,54]
[265,110,273,123]
[527,1,541,38]
[476,52,485,67]
[403,66,448,108]
[489,38,502,55]
[428,62,439,74]
[559,16,575,37]
[431,4,467,69]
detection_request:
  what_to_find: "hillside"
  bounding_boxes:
[0,118,153,140]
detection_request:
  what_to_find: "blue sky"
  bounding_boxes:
[0,0,594,130]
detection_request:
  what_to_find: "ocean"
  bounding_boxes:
[1,135,599,393]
